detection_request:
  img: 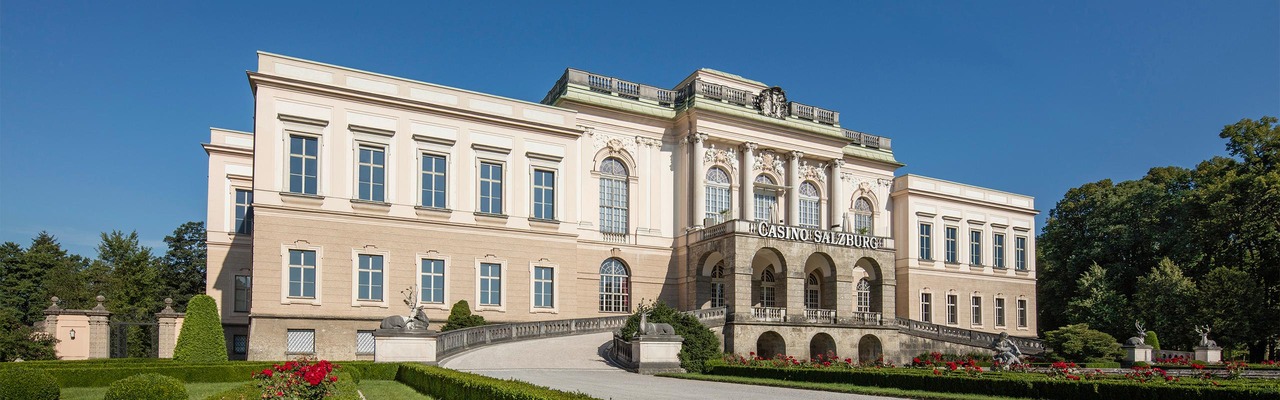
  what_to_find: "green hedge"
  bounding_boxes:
[104,373,188,400]
[203,383,258,400]
[173,295,229,362]
[0,360,392,388]
[703,364,1279,400]
[395,364,597,400]
[0,366,59,400]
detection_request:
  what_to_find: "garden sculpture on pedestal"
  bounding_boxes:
[638,310,675,336]
[1194,325,1219,348]
[991,332,1022,368]
[1125,321,1147,346]
[378,285,430,331]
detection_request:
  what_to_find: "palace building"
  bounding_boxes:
[204,52,1038,361]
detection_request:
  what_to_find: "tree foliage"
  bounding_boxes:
[1043,324,1124,363]
[441,300,486,331]
[0,308,58,361]
[173,294,228,362]
[620,301,721,373]
[1065,263,1128,339]
[161,222,207,311]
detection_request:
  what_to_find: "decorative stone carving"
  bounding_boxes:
[379,285,431,332]
[703,143,738,172]
[1195,325,1219,348]
[991,332,1023,368]
[638,310,676,336]
[592,131,638,157]
[754,150,786,176]
[877,178,893,188]
[1125,321,1147,346]
[799,160,827,183]
[635,136,662,148]
[754,87,788,119]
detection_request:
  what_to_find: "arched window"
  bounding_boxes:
[599,259,630,312]
[799,182,820,228]
[705,167,732,223]
[856,279,871,313]
[759,267,777,308]
[754,175,778,222]
[599,158,628,234]
[710,261,726,308]
[805,273,820,310]
[854,197,874,234]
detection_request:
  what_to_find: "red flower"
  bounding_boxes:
[329,375,338,382]
[261,369,273,377]
[933,369,942,375]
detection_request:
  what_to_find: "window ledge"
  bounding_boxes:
[530,308,558,314]
[351,199,392,213]
[474,212,509,220]
[475,305,506,313]
[280,192,325,206]
[419,302,450,311]
[415,206,451,213]
[285,352,316,356]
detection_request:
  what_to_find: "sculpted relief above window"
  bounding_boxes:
[703,143,739,172]
[754,150,786,176]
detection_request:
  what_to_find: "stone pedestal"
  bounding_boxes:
[372,329,438,364]
[632,334,685,374]
[1194,346,1222,363]
[156,298,185,359]
[1122,344,1153,365]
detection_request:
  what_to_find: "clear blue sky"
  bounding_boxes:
[2,1,1277,257]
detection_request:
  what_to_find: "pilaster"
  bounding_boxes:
[690,133,708,227]
[739,142,757,222]
[786,151,802,225]
[829,159,845,230]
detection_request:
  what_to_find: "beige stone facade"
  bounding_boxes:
[204,52,1038,361]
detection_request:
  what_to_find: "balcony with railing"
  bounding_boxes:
[751,306,787,322]
[804,308,837,324]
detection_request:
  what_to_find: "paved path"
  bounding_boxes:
[441,332,904,400]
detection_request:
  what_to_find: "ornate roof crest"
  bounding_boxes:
[755,87,788,119]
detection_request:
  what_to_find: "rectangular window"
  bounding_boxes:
[995,298,1006,327]
[479,162,504,214]
[420,259,445,304]
[971,296,982,325]
[799,199,820,228]
[946,294,958,325]
[421,153,447,208]
[761,286,776,308]
[993,233,1006,269]
[1017,299,1028,328]
[752,193,775,223]
[288,135,318,195]
[355,330,375,355]
[533,266,554,308]
[969,230,983,265]
[286,329,315,354]
[944,226,958,263]
[234,189,253,234]
[1016,236,1027,270]
[357,254,384,301]
[232,335,248,355]
[707,186,731,223]
[357,145,386,202]
[710,282,725,308]
[532,169,555,220]
[920,293,932,323]
[918,223,933,260]
[479,262,502,306]
[599,176,628,234]
[233,275,251,312]
[287,250,316,298]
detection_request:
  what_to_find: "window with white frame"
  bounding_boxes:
[760,268,777,308]
[919,223,933,260]
[970,230,983,265]
[805,273,820,310]
[288,250,316,298]
[599,158,628,234]
[799,182,820,228]
[995,297,1006,327]
[532,169,555,220]
[357,145,386,202]
[288,135,319,195]
[420,153,446,208]
[533,266,554,308]
[993,233,1006,269]
[479,262,502,306]
[946,294,958,325]
[853,198,874,234]
[355,330,375,355]
[856,279,871,313]
[599,258,630,312]
[479,162,503,214]
[944,226,958,263]
[234,275,251,312]
[709,262,726,308]
[356,254,383,301]
[920,293,932,323]
[1015,236,1027,270]
[420,259,445,304]
[706,167,732,223]
[1017,299,1028,328]
[754,174,778,223]
[234,189,253,234]
[286,329,315,354]
[971,296,982,325]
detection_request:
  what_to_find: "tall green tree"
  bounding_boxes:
[98,231,161,357]
[1065,263,1128,339]
[160,221,207,311]
[1197,266,1263,353]
[0,242,29,323]
[1133,258,1198,350]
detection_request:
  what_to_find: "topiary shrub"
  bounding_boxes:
[103,373,187,400]
[1145,331,1160,350]
[441,300,486,331]
[1044,323,1124,363]
[619,301,721,373]
[0,366,59,400]
[173,294,228,362]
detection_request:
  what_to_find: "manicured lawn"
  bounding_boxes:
[60,382,247,400]
[661,373,1036,400]
[358,380,434,399]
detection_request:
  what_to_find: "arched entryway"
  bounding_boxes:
[857,334,882,363]
[756,331,786,359]
[809,332,837,361]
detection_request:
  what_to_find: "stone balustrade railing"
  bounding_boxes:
[804,308,837,324]
[843,129,892,150]
[893,317,1046,355]
[752,306,787,322]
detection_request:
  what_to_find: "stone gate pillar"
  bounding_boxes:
[87,295,111,359]
[156,298,186,359]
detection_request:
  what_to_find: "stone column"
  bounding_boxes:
[828,159,845,230]
[43,296,62,335]
[739,142,757,222]
[87,295,111,359]
[690,133,708,227]
[156,298,185,359]
[785,253,806,323]
[786,151,803,225]
[729,251,753,322]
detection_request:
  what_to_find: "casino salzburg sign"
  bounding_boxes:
[755,222,883,249]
